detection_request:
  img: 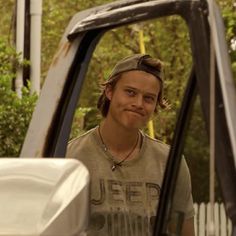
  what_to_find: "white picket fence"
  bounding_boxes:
[194,202,232,236]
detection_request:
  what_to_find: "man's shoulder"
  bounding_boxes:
[68,127,96,146]
[66,128,96,163]
[66,127,97,158]
[144,133,170,151]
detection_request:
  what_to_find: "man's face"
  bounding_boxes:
[105,70,161,130]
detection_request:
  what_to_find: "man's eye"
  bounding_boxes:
[125,89,136,96]
[144,96,155,103]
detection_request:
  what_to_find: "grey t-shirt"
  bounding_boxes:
[66,127,194,236]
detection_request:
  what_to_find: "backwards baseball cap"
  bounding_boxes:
[107,54,163,83]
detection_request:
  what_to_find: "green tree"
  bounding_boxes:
[0,38,37,157]
[0,0,14,41]
[222,2,236,80]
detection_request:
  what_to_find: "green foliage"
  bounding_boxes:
[70,107,92,140]
[0,0,14,41]
[183,97,211,203]
[0,38,37,157]
[221,2,236,80]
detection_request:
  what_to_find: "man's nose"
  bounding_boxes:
[132,95,144,108]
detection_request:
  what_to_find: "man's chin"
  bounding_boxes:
[124,121,146,130]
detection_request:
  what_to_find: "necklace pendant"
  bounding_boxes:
[111,164,116,171]
[102,144,107,152]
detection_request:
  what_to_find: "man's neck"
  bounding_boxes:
[99,119,139,156]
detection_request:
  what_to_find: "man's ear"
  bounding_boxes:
[105,85,113,100]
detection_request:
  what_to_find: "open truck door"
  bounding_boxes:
[1,0,235,235]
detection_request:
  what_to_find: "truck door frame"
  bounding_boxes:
[21,0,236,234]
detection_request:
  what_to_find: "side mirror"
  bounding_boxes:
[0,158,90,236]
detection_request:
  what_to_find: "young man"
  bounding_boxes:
[66,54,195,236]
